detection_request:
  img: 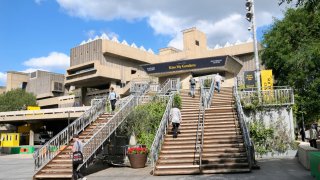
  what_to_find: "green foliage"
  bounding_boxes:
[203,79,212,88]
[261,6,320,124]
[173,93,182,109]
[250,121,274,156]
[0,89,37,112]
[250,118,295,157]
[119,100,166,149]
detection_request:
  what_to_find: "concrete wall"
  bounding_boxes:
[6,71,29,92]
[244,106,295,140]
[26,70,65,99]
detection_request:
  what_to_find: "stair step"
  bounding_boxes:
[41,168,73,173]
[154,168,200,175]
[34,173,72,178]
[201,168,250,174]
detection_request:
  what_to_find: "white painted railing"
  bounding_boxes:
[238,86,294,106]
[33,97,107,173]
[0,106,90,118]
[150,94,174,170]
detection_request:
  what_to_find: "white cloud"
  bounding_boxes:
[23,52,69,71]
[56,0,286,48]
[0,72,7,86]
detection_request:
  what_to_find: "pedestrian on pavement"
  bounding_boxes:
[108,87,118,114]
[300,127,305,142]
[310,125,318,148]
[170,104,182,138]
[189,74,196,98]
[214,73,223,93]
[72,134,86,180]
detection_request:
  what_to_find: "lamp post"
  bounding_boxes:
[246,0,261,92]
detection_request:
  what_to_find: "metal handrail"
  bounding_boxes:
[33,96,107,173]
[78,83,151,170]
[233,78,254,169]
[195,80,205,167]
[238,87,294,106]
[159,78,180,94]
[150,93,174,171]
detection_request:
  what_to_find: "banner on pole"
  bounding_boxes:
[261,70,273,91]
[244,71,255,88]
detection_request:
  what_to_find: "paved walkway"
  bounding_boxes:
[0,155,313,180]
[87,158,313,180]
[0,154,33,180]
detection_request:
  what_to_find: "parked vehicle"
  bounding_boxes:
[34,133,50,145]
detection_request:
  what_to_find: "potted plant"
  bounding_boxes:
[127,146,148,168]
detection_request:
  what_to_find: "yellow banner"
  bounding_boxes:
[27,106,40,110]
[261,70,273,91]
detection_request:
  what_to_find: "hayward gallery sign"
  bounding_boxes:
[141,56,227,74]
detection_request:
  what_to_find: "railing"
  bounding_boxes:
[159,78,180,94]
[78,82,151,170]
[194,80,206,168]
[150,94,174,171]
[33,96,107,173]
[0,106,90,118]
[130,81,150,94]
[234,78,254,169]
[238,86,294,106]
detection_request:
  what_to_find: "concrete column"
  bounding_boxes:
[29,130,34,146]
[81,87,87,106]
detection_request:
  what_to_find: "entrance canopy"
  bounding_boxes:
[141,55,243,77]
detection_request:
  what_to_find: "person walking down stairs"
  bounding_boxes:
[108,87,118,114]
[72,134,86,180]
[189,75,197,98]
[170,104,182,138]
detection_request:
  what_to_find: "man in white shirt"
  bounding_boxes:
[108,87,118,113]
[170,105,182,138]
[214,73,223,93]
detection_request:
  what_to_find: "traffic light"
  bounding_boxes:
[245,0,253,22]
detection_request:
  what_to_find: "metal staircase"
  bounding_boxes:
[33,79,180,179]
[33,82,150,179]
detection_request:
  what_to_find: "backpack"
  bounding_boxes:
[190,78,196,85]
[72,141,83,165]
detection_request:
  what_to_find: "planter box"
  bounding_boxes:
[298,143,319,170]
[310,152,320,179]
[128,154,147,168]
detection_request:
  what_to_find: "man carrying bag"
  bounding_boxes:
[72,134,86,180]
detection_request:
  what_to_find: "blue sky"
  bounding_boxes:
[0,0,286,86]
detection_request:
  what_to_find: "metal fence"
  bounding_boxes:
[238,86,294,106]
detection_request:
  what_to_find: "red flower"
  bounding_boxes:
[127,147,149,154]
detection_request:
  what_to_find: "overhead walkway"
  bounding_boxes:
[0,107,90,122]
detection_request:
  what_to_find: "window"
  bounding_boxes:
[53,82,63,92]
[30,72,37,78]
[195,40,200,46]
[21,82,27,90]
[131,69,137,74]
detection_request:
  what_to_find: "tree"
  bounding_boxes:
[0,89,37,112]
[261,4,320,125]
[279,0,320,11]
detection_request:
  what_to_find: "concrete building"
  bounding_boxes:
[4,27,259,107]
[65,27,258,104]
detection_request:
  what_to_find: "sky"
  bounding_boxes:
[0,0,290,86]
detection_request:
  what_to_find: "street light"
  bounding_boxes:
[245,0,261,92]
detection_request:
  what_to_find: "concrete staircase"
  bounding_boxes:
[154,90,201,175]
[201,87,250,173]
[153,87,250,175]
[33,113,113,179]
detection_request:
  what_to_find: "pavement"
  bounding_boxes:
[0,154,313,180]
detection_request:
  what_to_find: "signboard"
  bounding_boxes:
[244,71,255,87]
[141,56,227,74]
[27,106,40,110]
[261,70,273,91]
